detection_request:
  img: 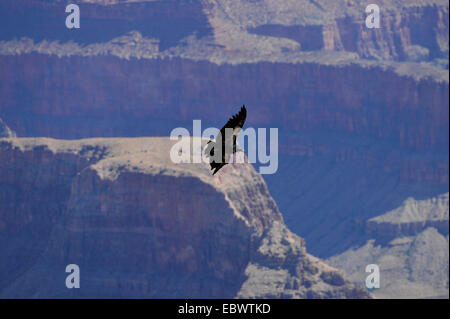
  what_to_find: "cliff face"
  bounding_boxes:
[247,3,449,61]
[0,137,369,298]
[0,54,448,153]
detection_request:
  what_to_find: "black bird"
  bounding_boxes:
[205,105,247,175]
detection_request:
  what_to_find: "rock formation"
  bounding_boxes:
[0,137,370,298]
[328,194,449,299]
[366,193,449,237]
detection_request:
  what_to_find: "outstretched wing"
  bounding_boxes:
[205,105,247,175]
[220,105,246,132]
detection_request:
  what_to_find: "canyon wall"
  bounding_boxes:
[0,0,448,298]
[0,137,370,298]
[0,53,448,154]
[248,3,449,61]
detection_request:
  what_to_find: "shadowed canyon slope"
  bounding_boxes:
[0,137,370,298]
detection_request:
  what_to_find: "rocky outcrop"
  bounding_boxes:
[328,193,449,299]
[366,193,449,237]
[237,221,368,298]
[0,137,370,298]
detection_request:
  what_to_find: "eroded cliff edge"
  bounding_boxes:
[0,137,370,298]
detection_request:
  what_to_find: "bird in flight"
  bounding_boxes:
[205,105,247,175]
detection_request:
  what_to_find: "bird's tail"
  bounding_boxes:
[204,140,215,159]
[204,140,226,175]
[210,161,225,175]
